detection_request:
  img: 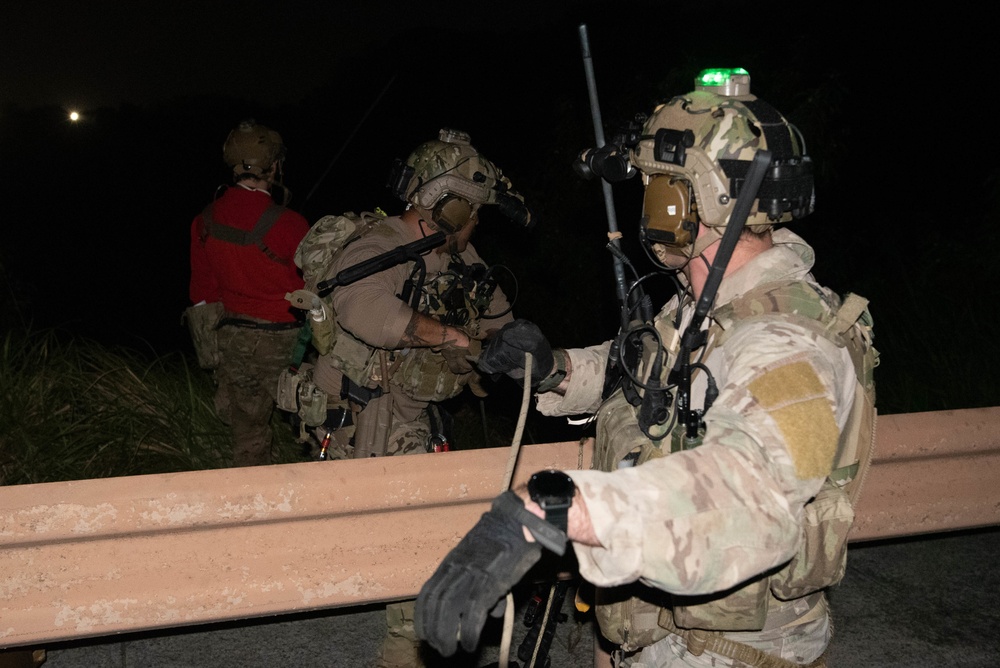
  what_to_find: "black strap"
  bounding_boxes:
[217,317,303,331]
[200,202,290,264]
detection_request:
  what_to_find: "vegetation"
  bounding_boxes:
[0,328,302,485]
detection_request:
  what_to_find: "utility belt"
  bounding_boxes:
[653,599,829,668]
[277,364,381,430]
[219,317,304,331]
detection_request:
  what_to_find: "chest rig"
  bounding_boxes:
[592,279,878,650]
[389,255,504,402]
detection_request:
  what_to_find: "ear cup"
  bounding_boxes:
[432,195,473,234]
[642,176,697,246]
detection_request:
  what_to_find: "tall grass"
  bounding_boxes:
[0,329,300,485]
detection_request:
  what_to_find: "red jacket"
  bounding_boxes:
[189,186,309,322]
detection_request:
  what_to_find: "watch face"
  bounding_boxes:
[529,470,575,505]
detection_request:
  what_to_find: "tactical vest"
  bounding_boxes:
[592,279,878,651]
[198,201,290,265]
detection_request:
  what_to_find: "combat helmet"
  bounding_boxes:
[630,68,815,266]
[389,129,524,233]
[222,119,286,180]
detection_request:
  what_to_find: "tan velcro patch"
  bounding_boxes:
[747,360,838,479]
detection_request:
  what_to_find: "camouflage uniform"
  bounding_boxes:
[311,215,513,459]
[537,229,871,667]
[214,319,302,466]
[309,216,514,668]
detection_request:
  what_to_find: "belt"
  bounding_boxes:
[658,610,828,668]
[218,317,303,331]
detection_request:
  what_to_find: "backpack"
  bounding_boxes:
[276,211,387,434]
[285,210,386,356]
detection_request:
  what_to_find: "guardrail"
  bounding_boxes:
[2,407,999,650]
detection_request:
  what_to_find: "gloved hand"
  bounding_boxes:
[437,338,482,375]
[415,491,543,657]
[476,319,553,387]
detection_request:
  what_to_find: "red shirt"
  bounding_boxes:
[189,186,309,322]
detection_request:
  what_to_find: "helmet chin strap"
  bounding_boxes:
[650,224,724,271]
[690,224,724,259]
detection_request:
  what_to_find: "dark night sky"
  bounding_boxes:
[4,1,618,110]
[6,1,982,110]
[2,0,997,391]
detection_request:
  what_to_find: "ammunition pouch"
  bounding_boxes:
[768,478,853,600]
[276,363,329,427]
[390,342,479,403]
[182,301,224,370]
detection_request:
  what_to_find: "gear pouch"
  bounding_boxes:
[182,301,224,370]
[276,364,329,427]
[770,478,854,600]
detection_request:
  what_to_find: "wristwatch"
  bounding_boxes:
[536,349,567,393]
[527,469,575,533]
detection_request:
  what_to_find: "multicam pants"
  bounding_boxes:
[214,322,300,467]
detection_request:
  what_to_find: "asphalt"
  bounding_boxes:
[14,526,1000,668]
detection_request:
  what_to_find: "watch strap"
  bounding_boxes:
[536,348,568,393]
[494,491,568,556]
[542,505,569,534]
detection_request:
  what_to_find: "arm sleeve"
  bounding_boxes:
[567,319,855,596]
[329,243,416,349]
[534,341,612,417]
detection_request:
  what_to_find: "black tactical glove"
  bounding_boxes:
[415,491,567,657]
[476,319,554,387]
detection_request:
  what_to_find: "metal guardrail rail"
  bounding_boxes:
[2,408,999,650]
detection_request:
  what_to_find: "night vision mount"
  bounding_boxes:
[572,114,647,183]
[386,158,535,230]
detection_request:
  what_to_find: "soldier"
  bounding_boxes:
[304,128,531,667]
[415,70,878,667]
[301,128,530,462]
[187,120,309,467]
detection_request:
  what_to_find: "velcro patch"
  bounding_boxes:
[747,360,838,479]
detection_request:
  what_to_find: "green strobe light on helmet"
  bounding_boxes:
[630,68,815,267]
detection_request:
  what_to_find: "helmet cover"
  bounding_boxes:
[222,120,286,178]
[403,129,504,233]
[631,86,813,263]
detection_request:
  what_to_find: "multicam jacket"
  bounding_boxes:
[536,229,876,659]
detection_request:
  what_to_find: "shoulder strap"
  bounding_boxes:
[199,202,289,264]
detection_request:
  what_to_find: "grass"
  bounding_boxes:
[0,328,302,485]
